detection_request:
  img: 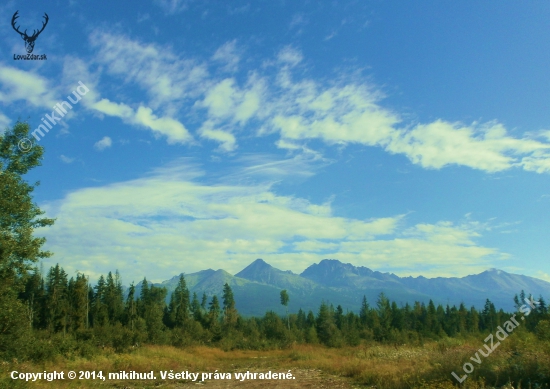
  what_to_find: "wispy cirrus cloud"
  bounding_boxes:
[0,65,58,108]
[212,40,241,72]
[91,99,193,144]
[154,0,193,14]
[7,29,548,174]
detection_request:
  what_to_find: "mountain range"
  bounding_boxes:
[138,259,550,316]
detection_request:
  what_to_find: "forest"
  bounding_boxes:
[3,261,550,361]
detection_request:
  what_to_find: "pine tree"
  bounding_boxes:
[280,289,289,330]
[124,283,137,330]
[426,300,437,334]
[376,293,392,340]
[467,306,480,333]
[167,274,190,328]
[222,283,238,328]
[537,295,548,315]
[91,275,108,327]
[104,271,124,325]
[20,267,45,329]
[316,302,342,346]
[201,293,208,311]
[67,273,88,331]
[481,299,497,332]
[208,295,222,341]
[208,295,221,325]
[391,301,404,331]
[190,292,202,323]
[359,295,369,327]
[143,283,168,343]
[45,264,69,333]
[335,305,344,330]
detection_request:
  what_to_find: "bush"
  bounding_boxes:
[535,320,550,341]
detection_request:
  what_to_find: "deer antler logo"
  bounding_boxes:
[11,11,49,54]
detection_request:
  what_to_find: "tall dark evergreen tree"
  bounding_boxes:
[91,275,108,327]
[359,295,369,327]
[280,289,290,330]
[45,264,69,333]
[208,295,221,325]
[167,274,190,328]
[104,271,124,325]
[190,292,203,323]
[124,282,137,330]
[142,282,168,342]
[68,273,88,331]
[376,293,392,341]
[222,283,238,328]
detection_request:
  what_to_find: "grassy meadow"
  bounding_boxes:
[2,330,549,389]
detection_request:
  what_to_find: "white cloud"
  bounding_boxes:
[200,76,265,125]
[289,14,307,29]
[0,65,57,108]
[40,159,505,283]
[277,46,303,67]
[92,99,134,118]
[89,31,209,110]
[91,99,193,144]
[0,112,10,132]
[386,120,550,173]
[262,66,550,174]
[536,271,550,283]
[60,155,75,164]
[134,106,192,144]
[212,40,241,72]
[199,121,237,152]
[84,31,550,174]
[94,136,112,151]
[154,0,192,14]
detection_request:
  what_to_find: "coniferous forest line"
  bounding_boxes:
[2,261,549,362]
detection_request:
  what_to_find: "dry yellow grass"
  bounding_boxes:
[1,340,548,389]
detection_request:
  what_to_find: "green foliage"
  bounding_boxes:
[535,319,550,341]
[0,122,55,360]
[0,121,55,291]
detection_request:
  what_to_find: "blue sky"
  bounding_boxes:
[1,0,549,284]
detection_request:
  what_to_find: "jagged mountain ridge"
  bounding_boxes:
[135,259,550,316]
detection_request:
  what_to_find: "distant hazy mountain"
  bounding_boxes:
[137,259,550,316]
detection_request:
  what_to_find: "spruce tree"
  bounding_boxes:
[359,295,369,327]
[92,275,108,327]
[105,271,124,325]
[190,292,203,323]
[68,273,88,331]
[124,283,137,330]
[45,264,69,333]
[280,289,289,330]
[168,274,190,328]
[222,283,238,328]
